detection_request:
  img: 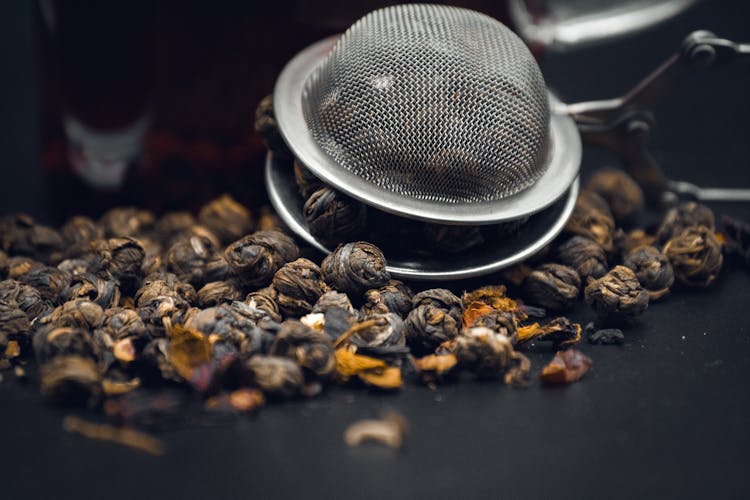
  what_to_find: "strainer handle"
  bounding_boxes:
[558,31,749,205]
[562,31,749,121]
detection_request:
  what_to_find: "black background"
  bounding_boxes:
[2,1,750,499]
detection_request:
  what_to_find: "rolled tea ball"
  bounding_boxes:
[421,223,485,254]
[135,236,164,276]
[623,246,674,300]
[0,214,65,263]
[453,326,527,382]
[555,236,608,280]
[269,320,336,380]
[18,266,71,304]
[61,215,104,247]
[614,228,656,256]
[6,257,44,280]
[0,301,31,341]
[663,226,723,287]
[92,238,146,293]
[33,325,97,363]
[57,258,92,277]
[44,299,105,330]
[656,201,715,245]
[166,234,220,288]
[97,307,147,341]
[197,280,243,307]
[563,191,615,252]
[257,206,286,232]
[321,242,390,298]
[360,280,413,318]
[584,265,649,319]
[304,187,367,248]
[33,325,101,404]
[405,304,459,355]
[0,279,48,319]
[0,250,7,279]
[351,313,407,350]
[136,273,197,307]
[137,294,191,335]
[245,355,304,398]
[522,263,581,311]
[255,95,292,157]
[584,168,644,225]
[39,355,101,405]
[99,207,155,238]
[412,289,462,323]
[153,211,196,243]
[63,272,121,309]
[224,230,299,288]
[294,160,325,199]
[198,194,255,245]
[313,290,357,316]
[272,258,329,317]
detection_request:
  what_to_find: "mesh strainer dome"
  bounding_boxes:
[302,4,550,204]
[273,3,580,224]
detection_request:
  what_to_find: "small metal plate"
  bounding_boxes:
[274,35,582,225]
[266,151,579,281]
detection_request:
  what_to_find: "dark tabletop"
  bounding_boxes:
[2,1,750,499]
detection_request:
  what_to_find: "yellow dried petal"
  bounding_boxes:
[414,353,458,374]
[102,378,141,396]
[4,340,20,359]
[517,323,542,343]
[167,325,211,380]
[334,348,387,379]
[358,366,403,389]
[113,338,136,363]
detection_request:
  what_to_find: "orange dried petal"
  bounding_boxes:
[358,366,403,389]
[167,325,211,380]
[414,354,458,374]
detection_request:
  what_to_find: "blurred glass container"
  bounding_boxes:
[509,0,697,51]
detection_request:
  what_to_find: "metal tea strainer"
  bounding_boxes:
[266,3,750,280]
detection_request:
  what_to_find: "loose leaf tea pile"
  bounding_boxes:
[0,160,742,452]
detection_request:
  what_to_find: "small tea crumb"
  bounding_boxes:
[63,415,165,456]
[344,411,408,450]
[587,328,625,345]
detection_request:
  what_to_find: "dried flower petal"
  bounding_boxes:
[540,349,592,384]
[166,325,211,381]
[344,412,408,449]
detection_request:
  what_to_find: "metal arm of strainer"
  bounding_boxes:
[554,30,750,205]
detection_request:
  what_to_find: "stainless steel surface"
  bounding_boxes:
[303,5,549,204]
[265,151,580,280]
[509,0,696,51]
[274,36,581,225]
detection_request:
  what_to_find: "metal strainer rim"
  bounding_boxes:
[265,150,580,280]
[274,35,581,225]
